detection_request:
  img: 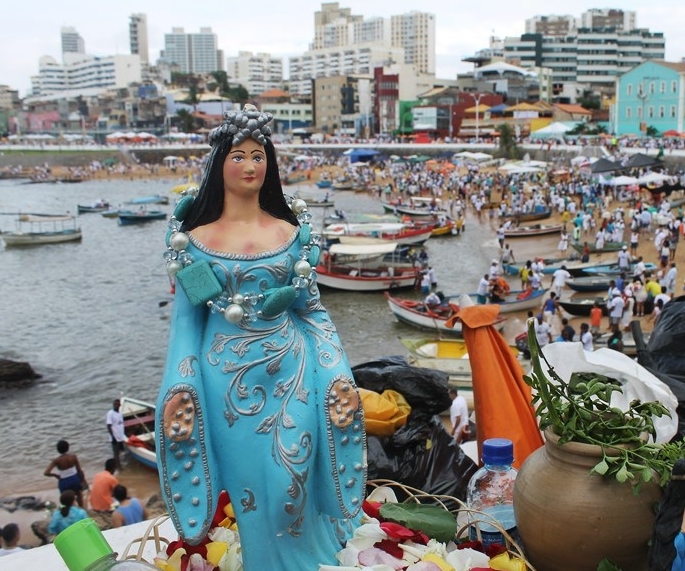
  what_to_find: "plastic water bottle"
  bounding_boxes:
[466,438,520,549]
[54,518,159,571]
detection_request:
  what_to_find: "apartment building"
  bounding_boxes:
[163,27,223,74]
[129,14,150,66]
[225,51,284,96]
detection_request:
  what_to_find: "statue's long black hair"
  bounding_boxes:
[181,137,298,232]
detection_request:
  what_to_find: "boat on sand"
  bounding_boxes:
[121,396,156,469]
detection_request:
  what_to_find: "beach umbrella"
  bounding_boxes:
[445,301,544,470]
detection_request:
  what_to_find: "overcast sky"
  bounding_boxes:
[4,0,684,97]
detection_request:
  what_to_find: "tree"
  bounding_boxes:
[497,123,520,160]
[175,109,196,133]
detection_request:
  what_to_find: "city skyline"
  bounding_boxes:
[4,0,685,97]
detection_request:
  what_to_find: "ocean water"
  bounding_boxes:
[0,177,556,497]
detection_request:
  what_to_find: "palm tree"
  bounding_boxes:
[497,123,520,160]
[175,109,195,133]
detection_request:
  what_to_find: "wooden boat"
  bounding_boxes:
[101,209,120,218]
[171,175,199,194]
[501,209,552,222]
[571,241,627,254]
[316,263,418,291]
[386,288,548,335]
[126,194,169,205]
[580,262,657,276]
[401,337,523,388]
[283,174,307,186]
[565,276,615,292]
[323,222,433,246]
[316,180,333,189]
[502,223,563,238]
[385,293,463,335]
[503,259,611,278]
[558,294,608,316]
[120,396,156,470]
[77,200,111,213]
[0,214,82,247]
[322,240,400,267]
[118,209,167,225]
[382,196,449,218]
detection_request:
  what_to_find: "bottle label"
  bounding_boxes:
[468,504,520,549]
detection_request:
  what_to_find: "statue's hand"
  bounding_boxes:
[163,391,195,441]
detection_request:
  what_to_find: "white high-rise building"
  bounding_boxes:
[293,4,435,97]
[390,12,435,75]
[61,27,85,56]
[163,27,221,74]
[30,54,142,97]
[504,9,664,94]
[226,52,284,96]
[130,14,149,66]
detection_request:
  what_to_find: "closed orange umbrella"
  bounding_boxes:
[446,303,543,469]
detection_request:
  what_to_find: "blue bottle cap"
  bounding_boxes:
[482,438,514,465]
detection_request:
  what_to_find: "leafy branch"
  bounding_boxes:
[523,319,684,493]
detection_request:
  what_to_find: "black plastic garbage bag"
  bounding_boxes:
[646,296,685,383]
[352,356,478,501]
[352,355,452,415]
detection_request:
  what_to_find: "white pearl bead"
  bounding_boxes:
[170,232,190,251]
[294,260,312,277]
[291,199,307,214]
[232,293,245,305]
[167,260,183,276]
[224,304,244,324]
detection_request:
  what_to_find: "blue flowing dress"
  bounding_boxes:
[156,227,366,571]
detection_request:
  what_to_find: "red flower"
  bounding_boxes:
[457,539,484,552]
[374,538,404,559]
[485,542,508,558]
[362,500,382,519]
[211,490,232,528]
[378,522,429,545]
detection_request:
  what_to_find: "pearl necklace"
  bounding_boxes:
[163,193,321,322]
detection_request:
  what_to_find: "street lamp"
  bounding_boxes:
[637,91,648,135]
[470,93,484,142]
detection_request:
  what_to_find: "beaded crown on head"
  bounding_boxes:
[209,103,273,147]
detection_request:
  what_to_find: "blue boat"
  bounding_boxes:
[580,262,657,276]
[126,194,169,205]
[316,180,333,189]
[118,209,167,225]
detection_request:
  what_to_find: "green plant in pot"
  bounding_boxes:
[512,319,685,571]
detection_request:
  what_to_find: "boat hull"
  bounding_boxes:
[1,229,82,246]
[120,396,157,470]
[118,211,167,225]
[503,224,563,238]
[558,296,608,316]
[565,277,614,292]
[316,265,418,291]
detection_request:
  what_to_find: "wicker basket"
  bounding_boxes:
[366,479,535,569]
[122,480,536,569]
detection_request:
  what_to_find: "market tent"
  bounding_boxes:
[344,148,381,163]
[638,172,676,185]
[605,175,639,186]
[445,302,544,470]
[625,153,663,169]
[530,121,578,139]
[590,158,622,174]
[454,151,493,162]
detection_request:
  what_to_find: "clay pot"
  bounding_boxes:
[513,429,662,571]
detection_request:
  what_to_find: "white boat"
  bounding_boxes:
[316,258,418,291]
[384,293,463,335]
[323,221,433,246]
[120,396,157,470]
[324,240,400,266]
[382,196,449,217]
[0,214,82,247]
